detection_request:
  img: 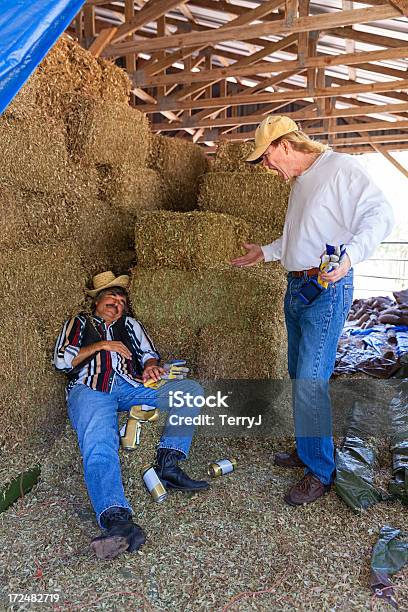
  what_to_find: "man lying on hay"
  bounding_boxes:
[54,271,209,560]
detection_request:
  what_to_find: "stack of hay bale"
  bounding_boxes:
[130,141,290,379]
[198,141,290,244]
[148,134,210,211]
[0,36,209,457]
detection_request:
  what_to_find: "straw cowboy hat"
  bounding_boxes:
[86,271,130,298]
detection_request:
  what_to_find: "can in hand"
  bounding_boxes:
[141,465,168,503]
[208,458,237,478]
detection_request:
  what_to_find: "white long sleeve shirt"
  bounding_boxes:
[261,149,395,270]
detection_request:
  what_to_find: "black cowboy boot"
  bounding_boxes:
[155,448,210,491]
[90,507,146,560]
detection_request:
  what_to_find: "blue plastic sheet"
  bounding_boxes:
[0,0,85,115]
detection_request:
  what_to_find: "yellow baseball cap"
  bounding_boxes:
[246,115,299,162]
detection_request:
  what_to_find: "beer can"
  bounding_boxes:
[141,465,168,503]
[208,458,237,478]
[120,417,139,450]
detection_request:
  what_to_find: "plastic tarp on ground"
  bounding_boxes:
[370,526,408,609]
[0,0,85,115]
[389,380,408,505]
[334,401,385,512]
[335,324,408,378]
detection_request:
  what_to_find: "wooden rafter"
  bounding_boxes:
[208,118,408,141]
[387,0,408,16]
[132,45,408,88]
[137,77,408,113]
[103,5,400,56]
[151,101,408,131]
[78,1,408,147]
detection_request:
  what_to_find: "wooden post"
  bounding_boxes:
[307,32,318,93]
[298,0,310,65]
[125,0,136,74]
[157,15,166,100]
[75,11,84,46]
[83,5,96,49]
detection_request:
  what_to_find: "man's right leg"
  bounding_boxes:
[67,383,133,528]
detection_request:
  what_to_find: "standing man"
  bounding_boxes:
[232,115,394,506]
[54,271,209,560]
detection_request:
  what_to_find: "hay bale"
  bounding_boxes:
[0,245,86,348]
[2,73,39,120]
[213,141,268,173]
[97,165,164,212]
[0,315,67,452]
[0,113,70,192]
[81,249,136,280]
[134,210,250,269]
[0,166,102,250]
[149,134,210,211]
[64,96,150,167]
[198,171,290,244]
[130,264,286,335]
[198,324,287,380]
[135,321,200,376]
[34,36,130,118]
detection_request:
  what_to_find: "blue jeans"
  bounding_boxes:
[284,270,354,485]
[67,375,204,527]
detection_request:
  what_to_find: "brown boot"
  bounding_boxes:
[284,473,331,506]
[274,449,305,468]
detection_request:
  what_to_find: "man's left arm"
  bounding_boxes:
[126,317,164,382]
[320,164,395,283]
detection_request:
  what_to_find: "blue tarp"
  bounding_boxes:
[0,0,85,115]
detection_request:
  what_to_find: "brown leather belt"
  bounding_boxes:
[289,268,320,278]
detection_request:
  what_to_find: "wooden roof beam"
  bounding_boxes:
[387,0,408,16]
[103,5,401,56]
[329,25,408,48]
[346,115,408,175]
[112,0,189,43]
[136,76,408,113]
[150,100,408,132]
[333,142,408,152]
[132,44,408,88]
[206,118,408,141]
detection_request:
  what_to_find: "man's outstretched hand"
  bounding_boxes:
[231,243,265,268]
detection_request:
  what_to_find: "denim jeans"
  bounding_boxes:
[284,270,354,485]
[67,375,204,527]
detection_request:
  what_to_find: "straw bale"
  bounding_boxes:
[130,320,200,376]
[198,171,290,244]
[74,196,138,264]
[64,95,150,167]
[0,245,86,348]
[97,165,164,212]
[134,210,250,270]
[198,323,287,380]
[0,314,67,452]
[149,134,210,211]
[34,37,130,119]
[81,249,136,280]
[0,113,70,192]
[130,264,286,335]
[0,166,102,250]
[213,141,268,173]
[2,73,39,120]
